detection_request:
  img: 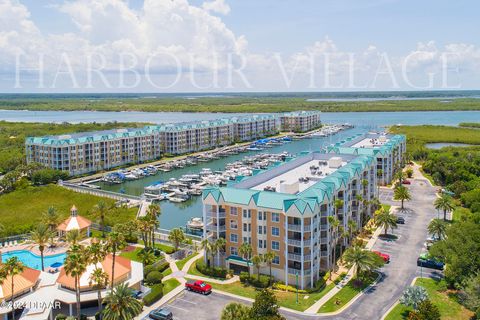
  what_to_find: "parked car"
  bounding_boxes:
[149,308,173,320]
[373,250,390,263]
[417,257,444,270]
[131,289,142,299]
[402,180,411,185]
[396,216,405,224]
[185,280,212,295]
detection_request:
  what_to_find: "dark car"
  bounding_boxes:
[417,257,444,270]
[149,308,173,320]
[396,216,405,224]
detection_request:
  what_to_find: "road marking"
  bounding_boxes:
[175,297,197,305]
[166,304,189,312]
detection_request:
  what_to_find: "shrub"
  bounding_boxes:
[155,262,170,273]
[144,265,155,277]
[31,168,68,185]
[239,273,270,288]
[196,261,228,279]
[406,168,414,178]
[146,271,163,285]
[239,271,250,283]
[55,314,67,320]
[143,283,164,306]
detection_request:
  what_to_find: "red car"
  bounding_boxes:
[373,250,390,263]
[185,280,212,295]
[402,180,411,185]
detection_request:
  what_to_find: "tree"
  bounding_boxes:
[42,206,60,242]
[334,199,344,218]
[249,289,285,320]
[105,232,126,292]
[459,273,480,312]
[66,229,80,245]
[215,237,226,266]
[239,243,253,276]
[136,218,151,250]
[64,245,87,320]
[427,219,447,240]
[252,255,263,280]
[347,219,358,241]
[201,239,214,268]
[408,300,440,320]
[168,228,185,251]
[102,283,143,320]
[29,223,53,271]
[375,208,398,236]
[89,267,109,318]
[328,216,340,277]
[221,302,251,320]
[400,286,429,310]
[434,194,455,221]
[263,252,276,284]
[94,200,110,238]
[146,203,161,247]
[342,246,384,282]
[394,185,411,210]
[2,257,25,320]
[138,249,156,266]
[88,240,107,264]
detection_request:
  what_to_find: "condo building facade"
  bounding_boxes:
[202,133,406,289]
[280,111,322,132]
[26,113,310,175]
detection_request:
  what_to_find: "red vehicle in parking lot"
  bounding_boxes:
[373,250,390,263]
[402,180,411,185]
[185,280,212,295]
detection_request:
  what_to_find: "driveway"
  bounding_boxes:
[144,173,439,320]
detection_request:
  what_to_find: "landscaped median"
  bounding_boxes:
[384,278,474,320]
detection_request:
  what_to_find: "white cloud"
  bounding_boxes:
[202,0,230,15]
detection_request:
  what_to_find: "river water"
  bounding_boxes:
[2,109,478,231]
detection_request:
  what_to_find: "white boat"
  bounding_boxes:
[186,217,204,230]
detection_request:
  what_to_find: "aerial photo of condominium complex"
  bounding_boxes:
[25,112,320,175]
[202,133,406,289]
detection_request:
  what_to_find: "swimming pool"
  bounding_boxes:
[2,250,67,270]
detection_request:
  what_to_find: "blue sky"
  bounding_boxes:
[2,0,479,92]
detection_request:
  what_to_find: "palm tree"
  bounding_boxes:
[377,169,384,187]
[64,245,87,320]
[347,219,358,242]
[215,238,226,266]
[168,228,185,251]
[251,255,262,280]
[338,226,349,258]
[89,267,109,318]
[66,229,80,245]
[434,195,455,221]
[393,185,411,210]
[334,199,344,219]
[146,203,161,247]
[375,208,398,236]
[427,219,447,240]
[328,216,340,277]
[201,239,214,267]
[342,246,383,282]
[138,249,156,265]
[94,200,110,238]
[88,239,106,264]
[221,302,251,320]
[42,206,60,242]
[102,283,143,320]
[263,252,276,284]
[238,242,253,276]
[136,218,151,249]
[3,257,25,320]
[29,223,53,271]
[105,232,126,292]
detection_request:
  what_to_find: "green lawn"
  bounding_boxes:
[0,184,137,236]
[175,253,198,271]
[209,280,336,312]
[384,278,474,320]
[162,268,172,277]
[162,278,181,295]
[318,273,378,313]
[120,247,144,263]
[138,240,175,254]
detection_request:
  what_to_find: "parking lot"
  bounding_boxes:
[142,290,252,320]
[378,187,394,203]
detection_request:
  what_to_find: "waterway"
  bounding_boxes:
[1,110,479,127]
[425,142,475,149]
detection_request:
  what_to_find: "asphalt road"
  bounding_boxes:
[146,178,439,320]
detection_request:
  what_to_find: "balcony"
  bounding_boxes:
[206,225,226,232]
[287,239,311,247]
[288,224,311,232]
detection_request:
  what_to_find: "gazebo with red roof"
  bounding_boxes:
[57,205,92,238]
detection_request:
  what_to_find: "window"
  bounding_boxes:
[258,239,263,248]
[258,226,263,234]
[272,212,280,223]
[230,246,238,255]
[230,207,238,216]
[273,256,280,265]
[243,209,251,218]
[230,234,238,243]
[263,226,267,234]
[271,227,280,237]
[258,211,263,221]
[243,223,247,232]
[272,241,280,251]
[230,220,237,230]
